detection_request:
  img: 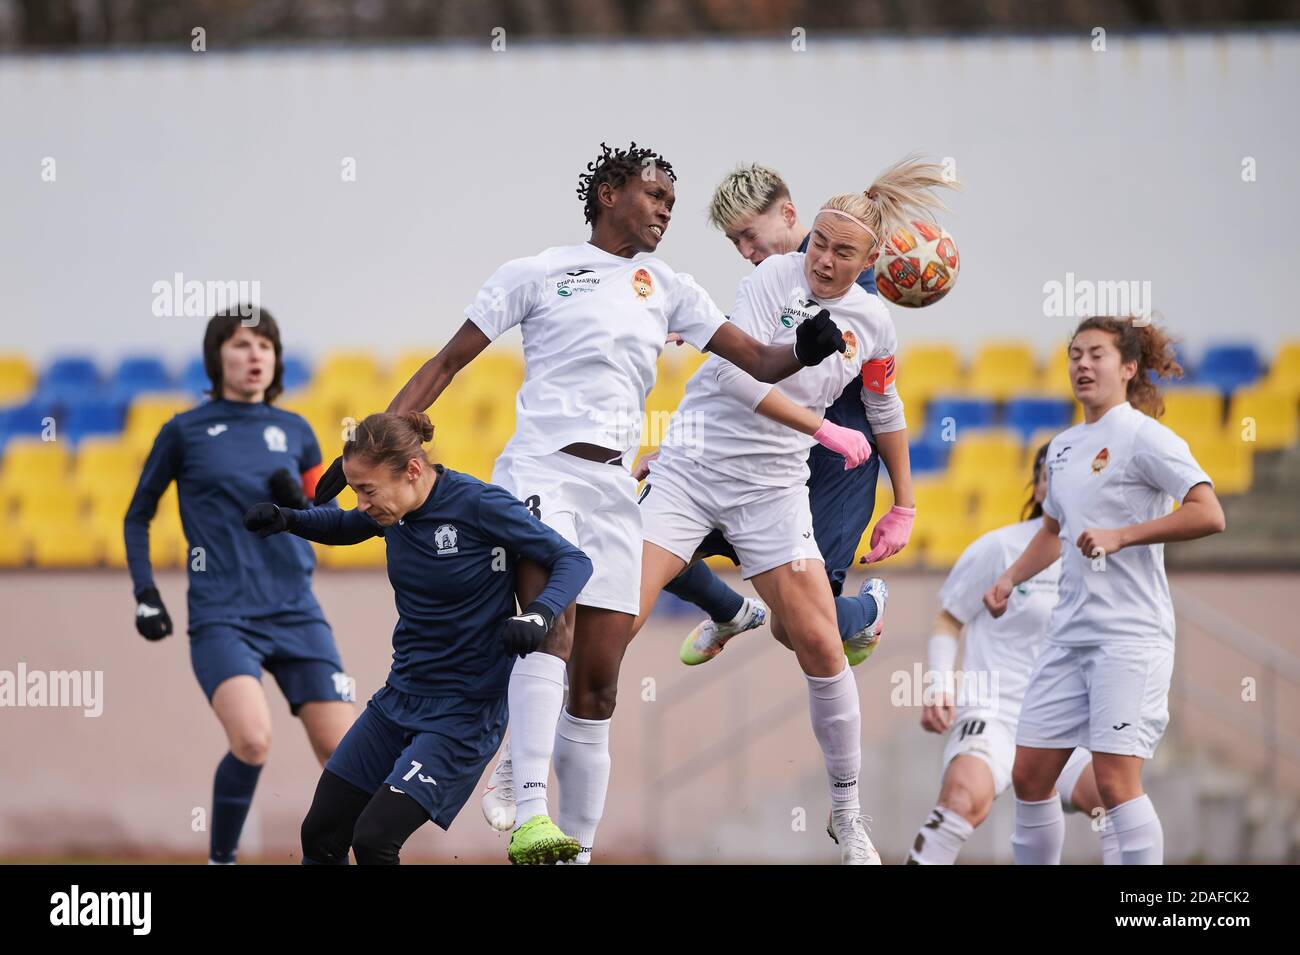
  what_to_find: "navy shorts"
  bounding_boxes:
[324,683,508,830]
[189,611,353,714]
[694,446,880,597]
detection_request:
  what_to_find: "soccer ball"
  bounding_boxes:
[874,220,960,308]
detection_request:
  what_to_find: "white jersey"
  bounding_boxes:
[1042,401,1212,648]
[653,251,901,489]
[465,242,726,465]
[939,518,1061,724]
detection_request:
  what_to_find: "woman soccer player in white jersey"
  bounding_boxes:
[984,317,1226,865]
[906,442,1115,865]
[629,158,957,864]
[312,143,846,864]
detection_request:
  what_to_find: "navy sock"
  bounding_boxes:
[211,752,263,864]
[663,560,745,623]
[834,593,878,641]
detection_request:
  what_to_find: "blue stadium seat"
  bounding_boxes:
[37,356,101,405]
[1197,343,1262,394]
[181,357,210,396]
[111,356,173,403]
[281,356,312,392]
[908,439,948,475]
[0,400,57,449]
[1005,397,1073,442]
[922,396,997,443]
[62,399,127,445]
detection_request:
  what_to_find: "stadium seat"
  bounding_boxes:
[966,342,1038,401]
[922,396,997,444]
[61,399,127,445]
[0,400,58,449]
[948,429,1023,479]
[911,479,974,549]
[181,357,210,396]
[110,356,173,403]
[124,394,193,451]
[0,354,36,405]
[281,355,312,393]
[1036,347,1074,398]
[975,484,1033,533]
[908,439,948,475]
[1188,437,1253,496]
[0,514,28,567]
[1227,387,1299,451]
[924,523,983,569]
[1160,388,1224,445]
[29,515,102,567]
[1264,340,1300,399]
[37,355,103,405]
[1004,396,1074,442]
[899,343,964,406]
[1197,343,1261,394]
[1,437,71,486]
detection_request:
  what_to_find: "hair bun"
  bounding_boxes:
[405,411,435,443]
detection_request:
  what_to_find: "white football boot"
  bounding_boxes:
[827,811,882,865]
[679,596,769,666]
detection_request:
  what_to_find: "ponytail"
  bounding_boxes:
[820,155,958,251]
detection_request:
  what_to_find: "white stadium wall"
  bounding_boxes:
[2,32,1298,367]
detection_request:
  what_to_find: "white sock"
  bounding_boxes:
[1098,809,1123,865]
[507,652,566,828]
[553,709,611,865]
[804,662,861,815]
[1012,795,1065,865]
[906,805,975,864]
[1109,794,1164,865]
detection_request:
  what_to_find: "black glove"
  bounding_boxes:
[793,308,846,365]
[500,602,555,658]
[313,455,346,506]
[244,502,295,538]
[134,586,173,641]
[269,467,310,510]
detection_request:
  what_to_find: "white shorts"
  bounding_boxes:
[639,460,821,580]
[943,712,1092,810]
[1016,641,1174,760]
[491,447,642,616]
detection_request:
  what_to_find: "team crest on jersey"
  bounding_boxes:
[434,523,459,555]
[263,425,287,452]
[840,329,858,365]
[1091,448,1110,474]
[331,672,356,702]
[632,268,654,299]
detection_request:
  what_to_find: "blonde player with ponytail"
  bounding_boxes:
[626,157,957,863]
[984,317,1226,865]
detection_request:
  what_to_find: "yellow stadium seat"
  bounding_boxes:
[124,394,192,451]
[1188,437,1253,496]
[1227,387,1299,451]
[1021,427,1063,468]
[1159,388,1223,446]
[315,536,387,569]
[967,342,1038,401]
[946,430,1024,493]
[29,516,102,567]
[975,484,1034,533]
[2,438,71,485]
[1264,340,1300,398]
[72,437,143,486]
[85,481,136,525]
[911,478,974,547]
[899,343,964,405]
[1037,347,1075,398]
[13,481,82,525]
[0,515,29,566]
[0,354,36,404]
[924,522,983,569]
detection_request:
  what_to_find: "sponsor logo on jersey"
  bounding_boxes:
[779,297,820,328]
[434,523,459,555]
[263,425,287,452]
[632,268,654,298]
[1091,447,1110,474]
[206,424,227,437]
[556,270,600,297]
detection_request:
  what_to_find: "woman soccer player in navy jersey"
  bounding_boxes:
[244,412,592,864]
[124,310,357,864]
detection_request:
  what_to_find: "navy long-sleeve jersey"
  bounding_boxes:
[798,233,879,441]
[124,398,328,627]
[286,465,592,699]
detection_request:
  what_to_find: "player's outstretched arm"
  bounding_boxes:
[1076,481,1224,559]
[705,311,845,383]
[244,502,381,545]
[314,321,492,504]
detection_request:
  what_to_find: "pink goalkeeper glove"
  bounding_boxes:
[860,505,916,563]
[812,420,872,469]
